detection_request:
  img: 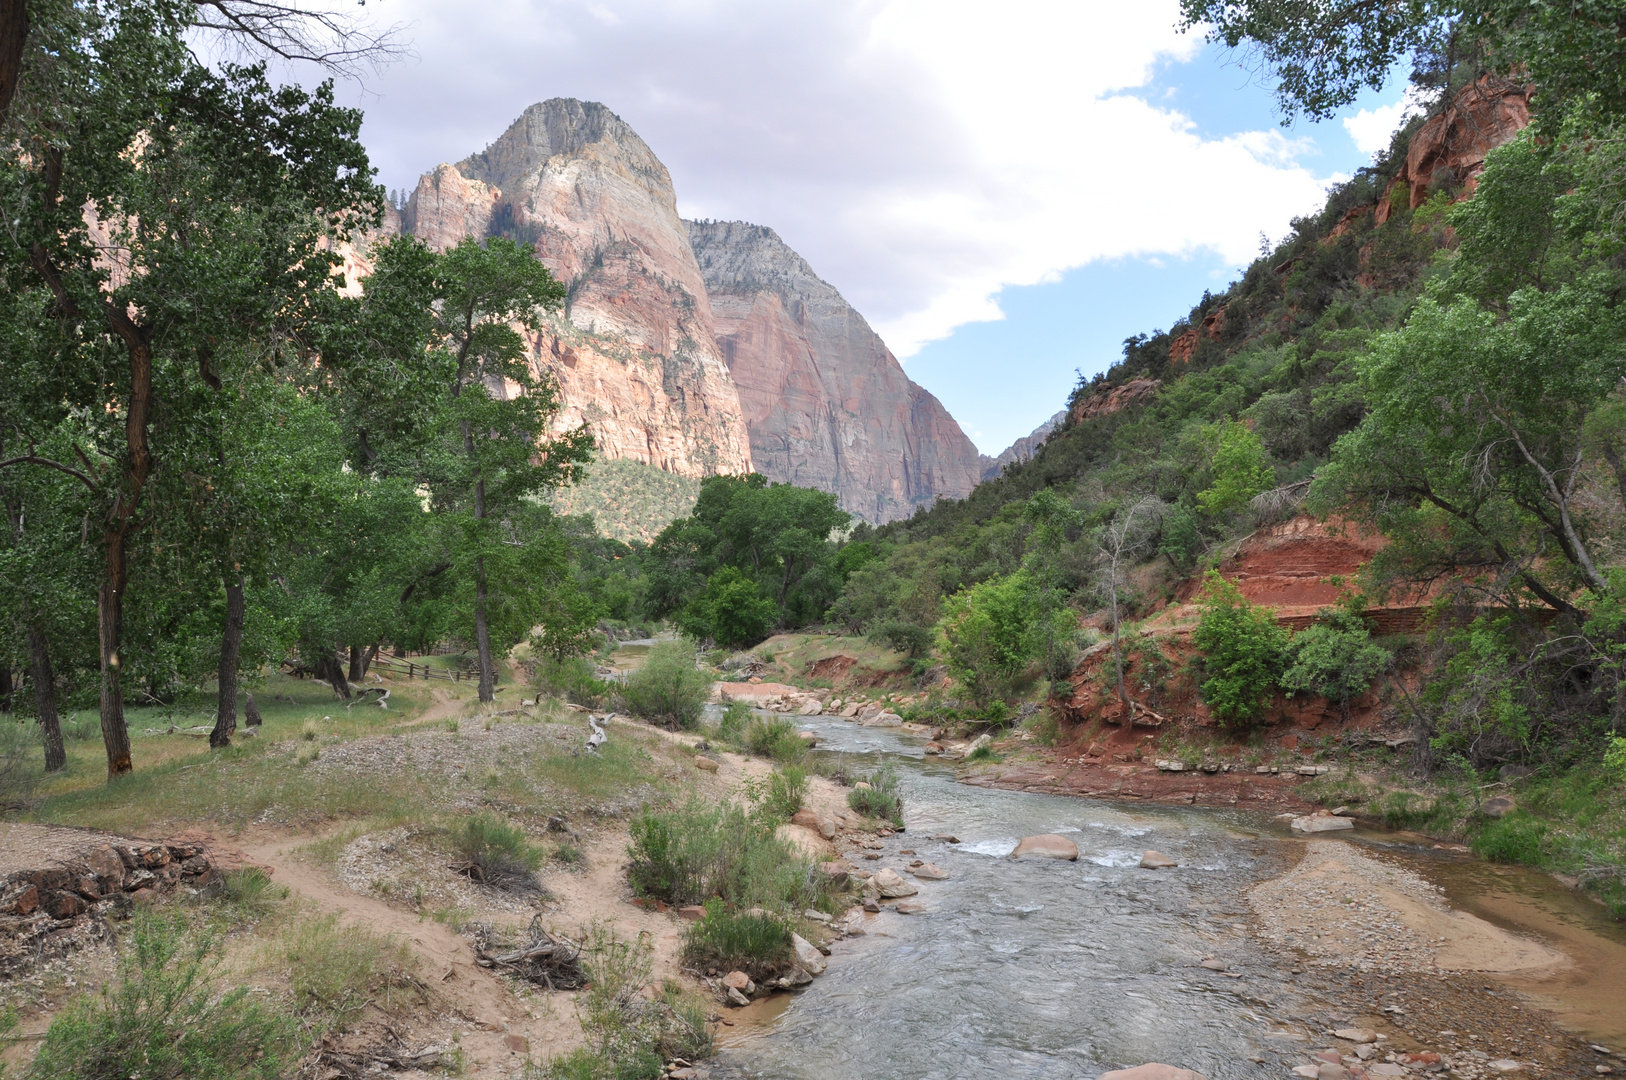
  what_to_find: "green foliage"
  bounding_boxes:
[1280,608,1392,715]
[548,456,701,545]
[626,796,820,911]
[680,901,793,979]
[1192,571,1287,727]
[619,640,713,731]
[742,715,808,764]
[1606,737,1626,781]
[1158,502,1204,569]
[742,764,808,822]
[27,914,299,1080]
[450,813,543,890]
[867,620,933,658]
[1421,616,1535,761]
[714,699,752,744]
[846,765,904,827]
[544,925,712,1080]
[535,654,613,708]
[1197,421,1274,516]
[676,566,778,648]
[280,914,418,1031]
[936,571,1040,705]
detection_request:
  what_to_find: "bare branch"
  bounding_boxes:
[190,1,413,79]
[0,453,98,490]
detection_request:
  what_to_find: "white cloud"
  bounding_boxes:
[330,0,1340,356]
[1343,86,1435,156]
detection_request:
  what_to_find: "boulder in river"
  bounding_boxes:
[1140,850,1178,869]
[790,932,827,975]
[871,868,918,898]
[1011,834,1079,860]
[909,863,949,880]
[1098,1066,1209,1080]
[1290,814,1354,832]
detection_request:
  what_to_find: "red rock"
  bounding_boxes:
[84,845,124,890]
[3,883,39,915]
[1098,1066,1208,1080]
[691,221,982,522]
[73,875,102,899]
[677,905,706,921]
[1400,1053,1441,1066]
[1071,378,1162,423]
[1010,835,1079,861]
[721,970,752,991]
[42,890,87,919]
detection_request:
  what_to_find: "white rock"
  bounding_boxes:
[1290,814,1354,832]
[1488,1061,1524,1074]
[870,867,919,898]
[790,932,827,975]
[797,700,822,716]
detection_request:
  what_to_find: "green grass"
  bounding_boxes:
[680,902,793,979]
[450,812,545,890]
[846,765,904,827]
[627,795,828,912]
[742,715,808,764]
[276,913,420,1031]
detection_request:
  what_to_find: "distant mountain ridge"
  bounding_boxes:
[376,97,981,526]
[980,411,1066,482]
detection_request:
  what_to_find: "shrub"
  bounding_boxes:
[1197,420,1274,516]
[680,902,793,979]
[27,913,299,1080]
[936,571,1040,705]
[743,764,807,822]
[1280,608,1391,719]
[868,620,933,658]
[546,924,712,1080]
[627,796,818,911]
[451,813,544,891]
[619,640,714,731]
[1192,571,1287,728]
[279,914,418,1031]
[743,715,807,763]
[535,655,613,707]
[0,717,37,812]
[1607,736,1626,781]
[676,567,780,649]
[1472,813,1549,866]
[714,699,751,744]
[846,765,904,827]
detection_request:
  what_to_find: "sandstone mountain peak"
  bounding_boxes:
[455,98,660,196]
[686,218,982,521]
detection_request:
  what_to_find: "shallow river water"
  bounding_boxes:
[711,713,1626,1079]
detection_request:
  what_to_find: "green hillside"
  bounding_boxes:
[549,456,701,545]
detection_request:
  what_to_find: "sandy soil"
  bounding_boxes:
[1250,839,1569,976]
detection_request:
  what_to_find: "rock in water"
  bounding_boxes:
[1140,850,1178,869]
[722,970,753,992]
[1290,814,1354,832]
[790,933,827,975]
[1011,835,1079,861]
[909,863,949,880]
[871,868,919,898]
[1097,1066,1209,1080]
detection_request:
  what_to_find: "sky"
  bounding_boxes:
[297,0,1422,455]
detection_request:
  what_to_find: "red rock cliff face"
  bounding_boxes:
[685,220,983,522]
[1377,76,1531,223]
[401,99,753,478]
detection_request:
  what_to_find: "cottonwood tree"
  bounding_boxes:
[415,236,593,702]
[1095,495,1164,712]
[0,5,380,775]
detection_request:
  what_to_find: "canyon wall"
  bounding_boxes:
[685,220,982,522]
[400,99,753,478]
[981,410,1065,482]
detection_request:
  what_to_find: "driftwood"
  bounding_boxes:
[311,1033,450,1080]
[345,685,390,709]
[472,915,586,990]
[586,715,607,753]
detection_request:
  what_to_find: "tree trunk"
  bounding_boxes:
[28,623,64,772]
[97,531,133,778]
[0,666,12,712]
[312,647,351,699]
[362,643,378,679]
[347,643,363,683]
[474,556,495,703]
[244,691,262,727]
[210,572,245,749]
[0,0,27,128]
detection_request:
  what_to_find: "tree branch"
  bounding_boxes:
[0,453,98,490]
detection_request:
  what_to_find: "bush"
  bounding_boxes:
[619,640,714,731]
[1471,813,1549,866]
[743,764,807,822]
[0,717,37,812]
[1197,420,1274,516]
[27,913,299,1080]
[936,571,1040,705]
[1280,608,1391,718]
[680,901,793,979]
[451,813,544,891]
[280,914,418,1030]
[1605,736,1626,781]
[627,796,818,911]
[1192,571,1287,728]
[535,655,613,707]
[868,620,933,658]
[675,567,779,649]
[714,699,751,744]
[545,924,712,1080]
[743,715,807,763]
[846,765,904,827]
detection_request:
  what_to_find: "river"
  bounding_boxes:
[710,712,1626,1079]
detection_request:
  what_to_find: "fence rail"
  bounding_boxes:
[369,655,473,683]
